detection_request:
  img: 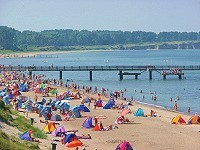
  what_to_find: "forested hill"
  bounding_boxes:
[0,26,200,51]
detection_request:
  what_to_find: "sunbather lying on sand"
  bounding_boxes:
[76,134,91,139]
[114,116,134,124]
[102,125,118,131]
[40,120,60,125]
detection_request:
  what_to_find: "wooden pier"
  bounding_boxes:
[161,72,184,79]
[161,68,184,79]
[118,71,141,80]
[0,65,200,80]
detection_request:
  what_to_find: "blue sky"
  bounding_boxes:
[0,0,200,33]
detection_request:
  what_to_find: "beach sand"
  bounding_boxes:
[17,84,200,150]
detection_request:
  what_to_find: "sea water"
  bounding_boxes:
[1,49,200,114]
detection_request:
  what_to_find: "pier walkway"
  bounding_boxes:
[0,65,200,80]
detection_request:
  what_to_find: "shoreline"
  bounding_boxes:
[0,49,115,59]
[134,100,194,117]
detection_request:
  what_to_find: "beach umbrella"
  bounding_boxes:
[61,100,71,103]
[120,109,131,116]
[94,115,107,120]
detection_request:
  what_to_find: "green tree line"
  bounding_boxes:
[0,26,200,50]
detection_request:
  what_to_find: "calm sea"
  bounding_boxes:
[1,49,200,114]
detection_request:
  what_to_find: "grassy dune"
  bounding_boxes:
[0,101,46,150]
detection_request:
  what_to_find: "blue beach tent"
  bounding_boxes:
[134,108,144,117]
[103,98,115,109]
[51,114,62,121]
[103,102,114,109]
[62,133,76,144]
[79,104,90,112]
[71,106,81,118]
[82,117,93,128]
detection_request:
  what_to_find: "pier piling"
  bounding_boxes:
[119,71,123,80]
[59,71,62,80]
[149,70,152,80]
[89,71,92,81]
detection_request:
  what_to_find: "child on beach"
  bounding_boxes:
[93,99,97,109]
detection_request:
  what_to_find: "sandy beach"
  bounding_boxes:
[10,83,199,150]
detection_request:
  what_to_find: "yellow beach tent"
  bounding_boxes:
[171,115,186,124]
[43,122,56,133]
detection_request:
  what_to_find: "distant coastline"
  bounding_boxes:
[1,44,200,59]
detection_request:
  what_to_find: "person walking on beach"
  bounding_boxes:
[174,101,178,111]
[93,99,97,109]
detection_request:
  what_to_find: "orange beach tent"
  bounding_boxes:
[66,139,83,148]
[188,115,200,124]
[171,115,186,124]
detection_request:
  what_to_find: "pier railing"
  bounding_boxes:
[1,65,200,72]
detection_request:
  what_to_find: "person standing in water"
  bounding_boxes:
[187,107,190,114]
[174,101,178,111]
